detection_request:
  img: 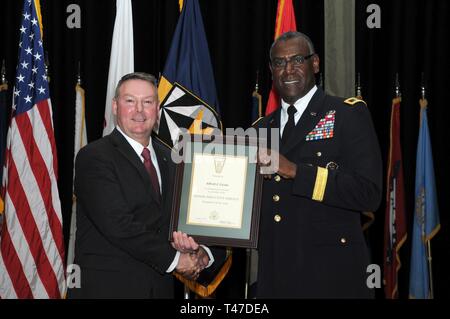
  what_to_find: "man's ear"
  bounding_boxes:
[112,98,118,115]
[312,55,320,74]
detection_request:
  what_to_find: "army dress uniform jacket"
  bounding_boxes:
[255,88,382,298]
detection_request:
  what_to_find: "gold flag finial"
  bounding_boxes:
[356,72,362,99]
[420,72,426,100]
[394,73,401,98]
[77,61,82,85]
[254,70,259,93]
[44,51,50,83]
[1,59,6,85]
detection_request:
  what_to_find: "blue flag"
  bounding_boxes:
[409,99,441,299]
[156,0,221,147]
[158,0,219,112]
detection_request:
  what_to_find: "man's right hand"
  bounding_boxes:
[258,148,296,179]
[175,252,204,281]
[171,231,199,254]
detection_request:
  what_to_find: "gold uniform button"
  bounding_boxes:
[274,214,282,222]
[316,152,322,157]
[274,175,281,182]
[340,237,347,244]
[272,195,280,202]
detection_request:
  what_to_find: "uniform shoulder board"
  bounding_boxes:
[344,97,367,106]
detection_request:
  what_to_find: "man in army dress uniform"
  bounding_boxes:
[255,31,382,298]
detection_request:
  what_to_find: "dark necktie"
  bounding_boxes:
[282,105,297,146]
[141,148,161,197]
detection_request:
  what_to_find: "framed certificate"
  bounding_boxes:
[169,135,262,248]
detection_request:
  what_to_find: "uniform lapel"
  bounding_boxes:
[263,109,281,151]
[282,88,328,154]
[109,129,161,205]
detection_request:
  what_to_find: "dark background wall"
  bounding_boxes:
[1,0,448,298]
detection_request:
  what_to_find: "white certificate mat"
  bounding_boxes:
[186,153,248,228]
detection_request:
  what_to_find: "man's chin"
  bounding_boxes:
[279,87,305,102]
[129,126,152,136]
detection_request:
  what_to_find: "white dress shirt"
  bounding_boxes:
[280,85,318,138]
[116,127,213,272]
[116,126,161,192]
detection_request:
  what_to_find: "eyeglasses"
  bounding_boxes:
[271,53,315,69]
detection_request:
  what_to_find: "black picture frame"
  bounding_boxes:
[169,135,262,248]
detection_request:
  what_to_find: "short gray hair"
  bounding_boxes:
[269,31,315,60]
[114,72,158,99]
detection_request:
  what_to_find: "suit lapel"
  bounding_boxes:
[152,139,169,204]
[109,129,161,205]
[282,88,328,154]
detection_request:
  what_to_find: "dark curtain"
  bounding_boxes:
[0,0,448,298]
[356,0,450,299]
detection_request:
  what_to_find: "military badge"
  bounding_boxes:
[305,110,335,141]
[326,161,339,170]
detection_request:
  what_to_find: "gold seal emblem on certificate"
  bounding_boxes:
[209,210,219,221]
[213,155,226,174]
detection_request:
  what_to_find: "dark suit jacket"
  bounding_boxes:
[255,88,382,298]
[68,129,177,298]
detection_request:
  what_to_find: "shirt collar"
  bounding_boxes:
[281,85,318,114]
[116,126,153,160]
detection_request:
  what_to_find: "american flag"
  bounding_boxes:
[0,0,66,298]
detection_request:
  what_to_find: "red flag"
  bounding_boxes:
[383,97,407,299]
[265,0,297,115]
[0,0,66,298]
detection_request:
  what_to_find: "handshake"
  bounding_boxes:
[171,231,209,281]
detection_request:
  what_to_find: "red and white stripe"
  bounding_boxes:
[0,99,66,299]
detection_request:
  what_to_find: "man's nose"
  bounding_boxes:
[135,101,144,112]
[284,60,296,73]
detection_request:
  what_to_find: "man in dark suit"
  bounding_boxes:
[255,32,382,298]
[69,72,215,298]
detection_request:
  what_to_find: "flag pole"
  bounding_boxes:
[184,284,191,299]
[420,73,434,299]
[427,241,434,298]
[246,70,257,298]
[244,248,251,299]
[395,73,401,99]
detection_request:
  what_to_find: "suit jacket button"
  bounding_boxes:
[272,194,280,202]
[274,175,281,182]
[340,237,347,244]
[274,214,282,222]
